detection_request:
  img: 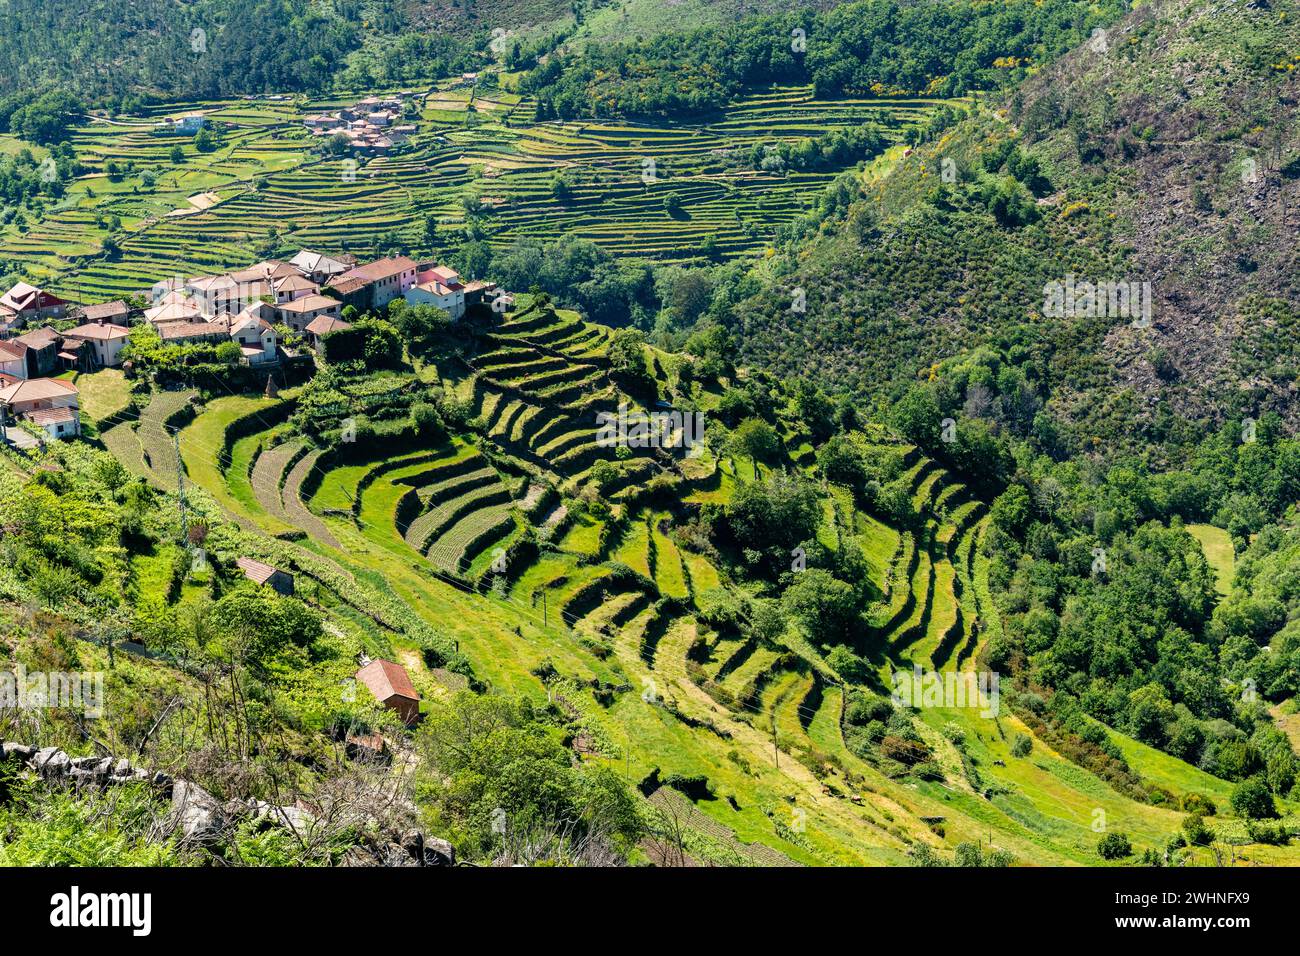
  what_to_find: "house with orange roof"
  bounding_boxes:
[63,320,132,368]
[406,264,466,320]
[332,256,418,311]
[0,282,68,333]
[0,378,80,440]
[355,659,421,725]
[228,310,278,365]
[278,293,342,333]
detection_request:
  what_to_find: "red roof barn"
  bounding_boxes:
[355,659,421,726]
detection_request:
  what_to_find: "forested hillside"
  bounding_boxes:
[0,0,363,107]
[664,0,1300,823]
[522,0,1129,118]
[705,0,1299,450]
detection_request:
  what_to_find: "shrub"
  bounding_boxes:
[1230,777,1278,820]
[1182,813,1213,847]
[1180,792,1217,816]
[1097,831,1132,860]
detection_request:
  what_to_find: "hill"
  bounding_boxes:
[5,293,1297,866]
[711,0,1300,453]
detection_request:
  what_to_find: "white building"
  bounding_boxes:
[405,265,466,320]
[63,321,132,368]
[0,378,81,440]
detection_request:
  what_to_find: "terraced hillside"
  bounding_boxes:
[9,83,949,302]
[84,299,1300,866]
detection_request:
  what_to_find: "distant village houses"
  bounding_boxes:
[0,246,496,445]
[304,93,417,155]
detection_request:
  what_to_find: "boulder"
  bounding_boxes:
[32,748,70,777]
[380,842,418,867]
[399,828,454,866]
[422,836,456,867]
[1,742,35,763]
[171,780,224,844]
[340,845,380,867]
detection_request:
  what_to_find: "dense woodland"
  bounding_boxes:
[523,0,1130,118]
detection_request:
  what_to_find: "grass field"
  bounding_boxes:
[99,307,1300,868]
[73,369,133,424]
[5,82,953,302]
[1188,523,1235,596]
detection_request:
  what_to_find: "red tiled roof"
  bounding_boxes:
[355,659,418,704]
[235,556,286,585]
[0,377,78,404]
[341,256,417,284]
[279,294,341,314]
[306,315,352,336]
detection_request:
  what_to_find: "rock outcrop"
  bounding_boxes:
[0,740,454,867]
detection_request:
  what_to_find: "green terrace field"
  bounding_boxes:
[458,86,948,262]
[73,299,1300,866]
[5,84,952,301]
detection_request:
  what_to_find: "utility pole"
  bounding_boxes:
[174,429,187,544]
[542,588,548,628]
[771,716,779,769]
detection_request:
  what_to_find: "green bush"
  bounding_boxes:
[1097,831,1132,860]
[1231,777,1278,820]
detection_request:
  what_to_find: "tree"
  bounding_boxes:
[169,145,184,164]
[1097,831,1132,860]
[1230,777,1277,820]
[208,585,323,666]
[606,328,653,395]
[826,644,869,682]
[551,173,573,203]
[410,401,444,439]
[388,300,450,359]
[726,473,821,575]
[726,417,780,471]
[782,568,859,643]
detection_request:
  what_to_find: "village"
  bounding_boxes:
[0,251,498,448]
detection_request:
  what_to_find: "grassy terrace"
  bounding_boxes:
[14,85,950,304]
[75,258,1298,867]
[130,371,1300,864]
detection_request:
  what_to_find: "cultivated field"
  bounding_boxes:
[4,84,948,303]
[80,297,1300,866]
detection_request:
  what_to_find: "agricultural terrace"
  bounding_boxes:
[3,83,951,303]
[72,293,1300,867]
